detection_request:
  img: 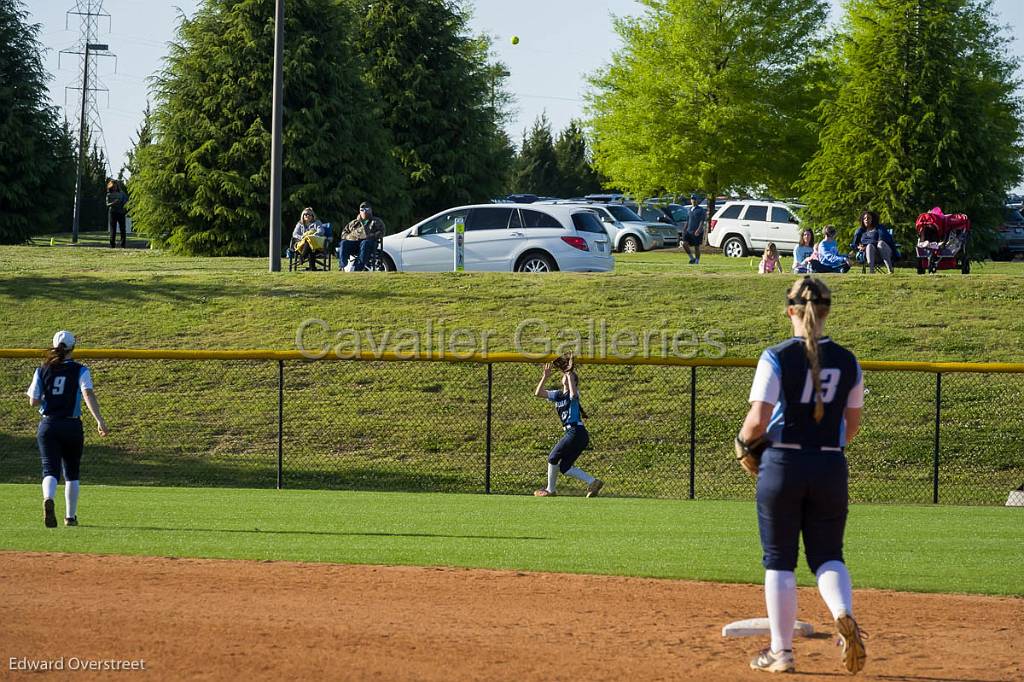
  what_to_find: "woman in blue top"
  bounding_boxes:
[533,354,603,497]
[737,277,866,674]
[26,331,109,528]
[808,225,850,273]
[792,229,814,273]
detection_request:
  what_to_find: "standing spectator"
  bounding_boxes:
[849,210,896,273]
[105,179,128,248]
[792,229,815,273]
[809,226,850,273]
[26,331,109,528]
[291,207,326,270]
[680,193,707,264]
[340,202,386,271]
[759,242,783,274]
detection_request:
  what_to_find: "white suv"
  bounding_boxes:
[381,204,614,272]
[707,201,803,257]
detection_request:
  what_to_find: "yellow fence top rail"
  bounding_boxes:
[1,348,1022,373]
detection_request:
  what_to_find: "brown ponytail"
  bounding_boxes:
[44,343,71,368]
[786,277,832,422]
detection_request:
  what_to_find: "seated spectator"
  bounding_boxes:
[292,207,327,270]
[340,201,386,271]
[759,242,783,274]
[792,229,815,273]
[849,210,896,273]
[808,225,850,273]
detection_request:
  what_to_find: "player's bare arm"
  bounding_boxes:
[739,401,772,442]
[534,363,553,398]
[84,388,109,436]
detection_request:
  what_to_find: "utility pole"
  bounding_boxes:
[60,1,115,244]
[268,0,285,271]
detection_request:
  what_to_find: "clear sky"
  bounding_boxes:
[27,0,1024,188]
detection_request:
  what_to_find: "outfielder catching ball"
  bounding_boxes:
[533,353,603,498]
[737,277,867,674]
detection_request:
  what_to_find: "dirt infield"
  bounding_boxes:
[1,552,1021,681]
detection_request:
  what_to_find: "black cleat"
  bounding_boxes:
[64,516,78,527]
[44,499,57,528]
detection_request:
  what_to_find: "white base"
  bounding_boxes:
[1006,490,1024,507]
[722,618,815,638]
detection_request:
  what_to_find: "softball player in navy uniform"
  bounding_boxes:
[26,331,109,527]
[736,277,867,674]
[533,355,603,497]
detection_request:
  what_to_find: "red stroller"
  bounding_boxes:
[915,207,971,274]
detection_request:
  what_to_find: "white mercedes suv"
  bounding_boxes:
[381,204,614,272]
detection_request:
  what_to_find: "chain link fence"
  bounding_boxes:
[1,353,1021,504]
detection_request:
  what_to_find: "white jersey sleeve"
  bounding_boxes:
[846,363,864,408]
[545,389,559,401]
[26,368,42,399]
[79,366,94,391]
[749,350,782,405]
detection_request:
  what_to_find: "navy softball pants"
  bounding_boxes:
[548,425,589,473]
[756,447,848,573]
[37,417,84,481]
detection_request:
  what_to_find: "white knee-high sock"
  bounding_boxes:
[65,480,80,518]
[765,570,798,653]
[815,560,853,619]
[42,476,58,500]
[547,463,559,493]
[564,466,594,485]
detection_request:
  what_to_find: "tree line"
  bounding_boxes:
[588,0,1023,250]
[3,0,1022,255]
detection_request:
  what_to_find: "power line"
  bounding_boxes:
[61,1,117,242]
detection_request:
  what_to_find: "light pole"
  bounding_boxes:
[268,0,284,271]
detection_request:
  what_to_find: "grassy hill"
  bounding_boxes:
[1,233,1022,503]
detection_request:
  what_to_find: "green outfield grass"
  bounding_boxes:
[0,484,1020,596]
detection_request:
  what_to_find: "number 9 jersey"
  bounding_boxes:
[749,336,864,449]
[26,361,93,418]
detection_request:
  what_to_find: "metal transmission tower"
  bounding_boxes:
[60,1,116,244]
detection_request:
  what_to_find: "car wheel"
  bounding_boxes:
[621,235,642,253]
[516,252,556,273]
[368,253,395,272]
[722,235,747,258]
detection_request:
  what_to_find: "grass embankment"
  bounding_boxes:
[1,234,1022,502]
[1,484,1020,595]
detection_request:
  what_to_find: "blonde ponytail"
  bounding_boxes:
[786,277,832,422]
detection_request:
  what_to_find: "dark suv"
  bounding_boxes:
[995,206,1024,260]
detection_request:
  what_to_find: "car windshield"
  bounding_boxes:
[1006,208,1024,223]
[606,205,643,222]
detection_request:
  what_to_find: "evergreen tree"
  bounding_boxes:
[512,114,560,195]
[799,0,1023,251]
[587,0,832,205]
[121,102,153,204]
[132,0,406,256]
[352,0,515,223]
[553,119,602,198]
[0,0,76,243]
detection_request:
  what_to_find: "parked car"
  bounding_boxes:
[994,206,1024,260]
[620,202,680,247]
[381,204,613,272]
[539,201,670,252]
[707,201,803,257]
